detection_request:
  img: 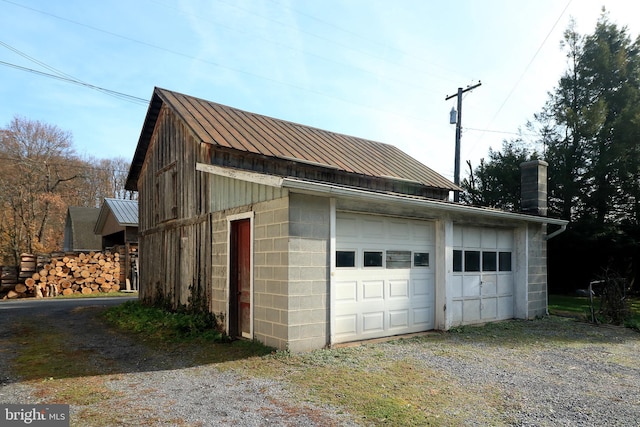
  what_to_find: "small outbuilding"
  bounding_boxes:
[94,198,139,288]
[125,87,567,351]
[94,198,139,248]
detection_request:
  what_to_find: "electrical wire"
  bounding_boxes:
[465,0,573,159]
[0,0,435,123]
[0,154,130,174]
[0,60,148,105]
[214,0,469,85]
[465,127,538,137]
[488,0,573,128]
[1,0,563,157]
[148,0,454,94]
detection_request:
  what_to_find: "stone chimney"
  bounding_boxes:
[520,160,548,216]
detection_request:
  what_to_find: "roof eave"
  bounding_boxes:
[93,203,110,235]
[125,88,165,191]
[281,177,568,226]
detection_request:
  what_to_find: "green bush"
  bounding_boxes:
[104,300,228,342]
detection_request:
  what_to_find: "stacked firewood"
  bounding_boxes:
[19,252,122,298]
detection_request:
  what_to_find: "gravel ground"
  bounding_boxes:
[1,299,640,426]
[375,320,640,426]
[0,299,356,426]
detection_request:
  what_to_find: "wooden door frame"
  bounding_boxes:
[226,212,254,339]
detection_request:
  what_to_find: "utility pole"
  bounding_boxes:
[445,81,482,202]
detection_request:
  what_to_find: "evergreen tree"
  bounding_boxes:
[461,140,538,211]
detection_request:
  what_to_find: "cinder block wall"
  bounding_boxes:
[286,193,330,352]
[211,210,233,318]
[527,223,548,318]
[253,197,291,349]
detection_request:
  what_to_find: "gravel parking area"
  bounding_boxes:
[0,299,356,426]
[376,319,640,426]
[1,299,639,426]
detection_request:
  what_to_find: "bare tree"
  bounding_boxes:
[0,116,81,263]
[0,116,136,264]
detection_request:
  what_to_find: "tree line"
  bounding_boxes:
[0,116,134,265]
[462,11,640,292]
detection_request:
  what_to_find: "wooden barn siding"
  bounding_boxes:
[211,148,450,201]
[138,105,287,313]
[138,106,213,309]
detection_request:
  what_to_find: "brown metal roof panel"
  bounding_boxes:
[331,133,392,176]
[250,111,343,170]
[247,113,307,160]
[210,105,261,152]
[271,118,341,168]
[225,110,274,155]
[291,125,360,173]
[159,90,220,145]
[295,127,352,171]
[147,88,457,191]
[189,97,242,149]
[306,127,366,172]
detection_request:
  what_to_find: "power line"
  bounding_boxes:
[0,0,438,124]
[465,127,538,138]
[0,60,148,105]
[149,0,448,95]
[466,0,573,158]
[0,154,130,174]
[488,0,573,127]
[264,0,471,84]
[0,40,148,105]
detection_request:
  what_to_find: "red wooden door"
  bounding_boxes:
[231,219,251,338]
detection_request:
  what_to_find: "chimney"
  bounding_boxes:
[520,160,548,216]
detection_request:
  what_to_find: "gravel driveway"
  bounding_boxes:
[1,298,639,426]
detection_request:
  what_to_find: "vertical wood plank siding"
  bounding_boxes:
[138,105,214,310]
[137,105,286,315]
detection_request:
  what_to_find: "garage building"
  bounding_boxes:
[125,88,567,351]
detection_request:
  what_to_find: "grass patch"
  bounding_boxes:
[103,300,224,342]
[10,321,111,380]
[549,294,640,331]
[225,346,507,426]
[625,298,640,331]
[73,407,187,427]
[8,320,127,425]
[548,294,593,320]
[53,291,138,299]
[103,300,274,364]
[33,376,119,406]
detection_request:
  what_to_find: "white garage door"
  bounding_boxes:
[450,226,514,325]
[333,213,435,344]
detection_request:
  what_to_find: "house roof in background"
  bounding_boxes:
[126,87,458,192]
[94,198,139,234]
[66,207,102,251]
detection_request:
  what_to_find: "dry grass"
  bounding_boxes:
[223,345,508,426]
[6,306,639,426]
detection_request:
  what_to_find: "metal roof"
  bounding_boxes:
[126,87,458,192]
[94,198,138,234]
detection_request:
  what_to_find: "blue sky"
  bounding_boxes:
[1,0,639,182]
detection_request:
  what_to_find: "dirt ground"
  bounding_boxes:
[1,298,640,426]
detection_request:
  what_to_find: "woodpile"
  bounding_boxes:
[11,251,121,298]
[19,253,37,282]
[1,265,18,288]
